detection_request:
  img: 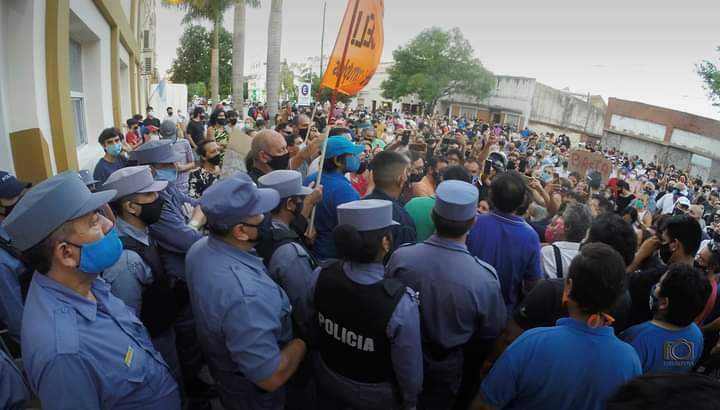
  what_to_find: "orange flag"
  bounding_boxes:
[320,0,384,96]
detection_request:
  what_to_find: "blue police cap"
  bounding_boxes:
[77,169,98,187]
[337,199,399,232]
[201,172,279,230]
[101,166,167,201]
[257,170,312,199]
[130,140,181,165]
[0,171,30,199]
[324,136,364,159]
[434,180,479,222]
[1,172,116,251]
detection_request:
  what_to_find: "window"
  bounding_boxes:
[144,57,152,74]
[69,39,87,146]
[143,30,150,49]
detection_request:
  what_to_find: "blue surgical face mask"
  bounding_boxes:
[106,143,122,157]
[155,168,177,183]
[67,227,123,275]
[345,155,361,173]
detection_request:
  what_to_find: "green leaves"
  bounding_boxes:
[697,46,720,109]
[380,27,495,112]
[169,25,233,98]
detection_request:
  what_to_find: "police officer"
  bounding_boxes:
[386,180,507,410]
[130,140,211,398]
[2,172,180,409]
[101,166,181,381]
[185,173,307,410]
[0,347,30,409]
[0,171,31,348]
[307,199,423,410]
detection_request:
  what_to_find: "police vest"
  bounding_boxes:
[255,218,316,270]
[118,235,181,337]
[314,260,404,383]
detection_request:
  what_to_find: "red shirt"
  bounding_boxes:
[350,173,369,197]
[125,130,140,146]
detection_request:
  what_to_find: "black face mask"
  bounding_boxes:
[228,118,238,125]
[137,197,164,226]
[217,118,227,126]
[207,155,222,166]
[408,173,423,183]
[356,160,368,175]
[297,128,309,139]
[267,152,290,170]
[659,242,673,264]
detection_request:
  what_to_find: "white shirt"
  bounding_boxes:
[541,241,581,279]
[656,193,676,215]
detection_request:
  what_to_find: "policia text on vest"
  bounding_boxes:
[318,313,375,352]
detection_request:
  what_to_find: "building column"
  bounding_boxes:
[110,27,122,128]
[45,0,78,172]
[129,54,138,115]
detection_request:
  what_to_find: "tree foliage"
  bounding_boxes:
[698,47,720,110]
[169,25,233,98]
[381,27,495,112]
[280,60,297,101]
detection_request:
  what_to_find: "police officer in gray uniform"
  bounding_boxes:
[2,172,180,409]
[185,173,307,410]
[130,140,212,398]
[386,180,507,410]
[0,347,30,409]
[101,166,182,382]
[307,199,423,410]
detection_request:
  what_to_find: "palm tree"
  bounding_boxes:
[233,0,260,118]
[162,0,233,103]
[266,0,283,125]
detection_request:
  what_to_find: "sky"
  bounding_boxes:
[156,0,720,120]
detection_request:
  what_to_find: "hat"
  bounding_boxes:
[0,172,30,199]
[434,180,479,222]
[337,199,398,232]
[201,173,279,229]
[675,197,691,208]
[101,166,168,201]
[1,172,116,251]
[77,170,98,187]
[145,125,159,133]
[130,140,181,165]
[258,170,312,199]
[159,120,177,139]
[324,136,364,159]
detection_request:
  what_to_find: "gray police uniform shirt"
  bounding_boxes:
[306,262,423,407]
[185,236,293,408]
[21,273,181,409]
[103,218,154,314]
[386,234,507,349]
[0,348,30,409]
[0,247,24,343]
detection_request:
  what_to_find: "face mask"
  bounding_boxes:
[67,227,123,275]
[298,142,307,151]
[541,171,553,183]
[297,128,309,139]
[408,173,423,183]
[217,118,227,126]
[207,155,222,166]
[345,155,361,173]
[659,241,673,264]
[137,197,164,226]
[107,143,122,157]
[155,168,178,183]
[167,112,173,117]
[356,160,368,175]
[147,111,154,116]
[267,152,290,170]
[229,118,238,125]
[648,283,660,314]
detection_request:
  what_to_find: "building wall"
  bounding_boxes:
[530,83,605,136]
[487,76,536,127]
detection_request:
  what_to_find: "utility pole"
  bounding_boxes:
[320,1,327,77]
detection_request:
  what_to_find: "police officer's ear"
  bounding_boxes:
[381,234,392,255]
[123,198,141,218]
[284,197,297,213]
[52,223,82,270]
[230,224,251,242]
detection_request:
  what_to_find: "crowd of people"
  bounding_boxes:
[1,100,720,410]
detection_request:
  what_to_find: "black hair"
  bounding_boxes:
[270,195,301,216]
[607,373,720,410]
[490,171,527,214]
[328,127,351,137]
[591,194,615,215]
[192,106,204,119]
[166,106,173,111]
[621,206,638,224]
[226,110,238,118]
[208,108,226,126]
[427,156,448,171]
[146,105,153,111]
[98,127,123,145]
[658,263,711,326]
[323,155,342,172]
[126,118,139,128]
[21,223,75,275]
[371,151,409,190]
[132,114,144,121]
[445,149,463,161]
[587,213,637,266]
[441,165,471,183]
[567,242,626,314]
[662,214,702,256]
[431,210,474,238]
[195,138,216,158]
[334,225,391,263]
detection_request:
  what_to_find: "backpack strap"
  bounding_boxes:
[552,244,563,278]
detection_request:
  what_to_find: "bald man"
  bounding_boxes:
[246,130,290,183]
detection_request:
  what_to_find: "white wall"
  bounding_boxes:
[70,0,114,172]
[671,129,720,158]
[0,1,13,172]
[609,114,666,142]
[120,0,131,22]
[119,45,131,123]
[488,77,536,126]
[0,0,56,173]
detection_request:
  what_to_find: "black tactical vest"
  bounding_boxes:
[314,260,404,383]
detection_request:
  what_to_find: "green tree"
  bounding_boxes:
[187,82,207,99]
[698,47,720,110]
[169,25,233,99]
[311,74,351,105]
[280,60,297,102]
[381,27,495,113]
[162,0,235,102]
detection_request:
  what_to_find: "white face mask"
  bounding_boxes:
[298,143,307,151]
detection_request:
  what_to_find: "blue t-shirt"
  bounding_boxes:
[304,171,360,260]
[481,318,641,410]
[620,321,704,374]
[467,212,543,312]
[93,157,127,184]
